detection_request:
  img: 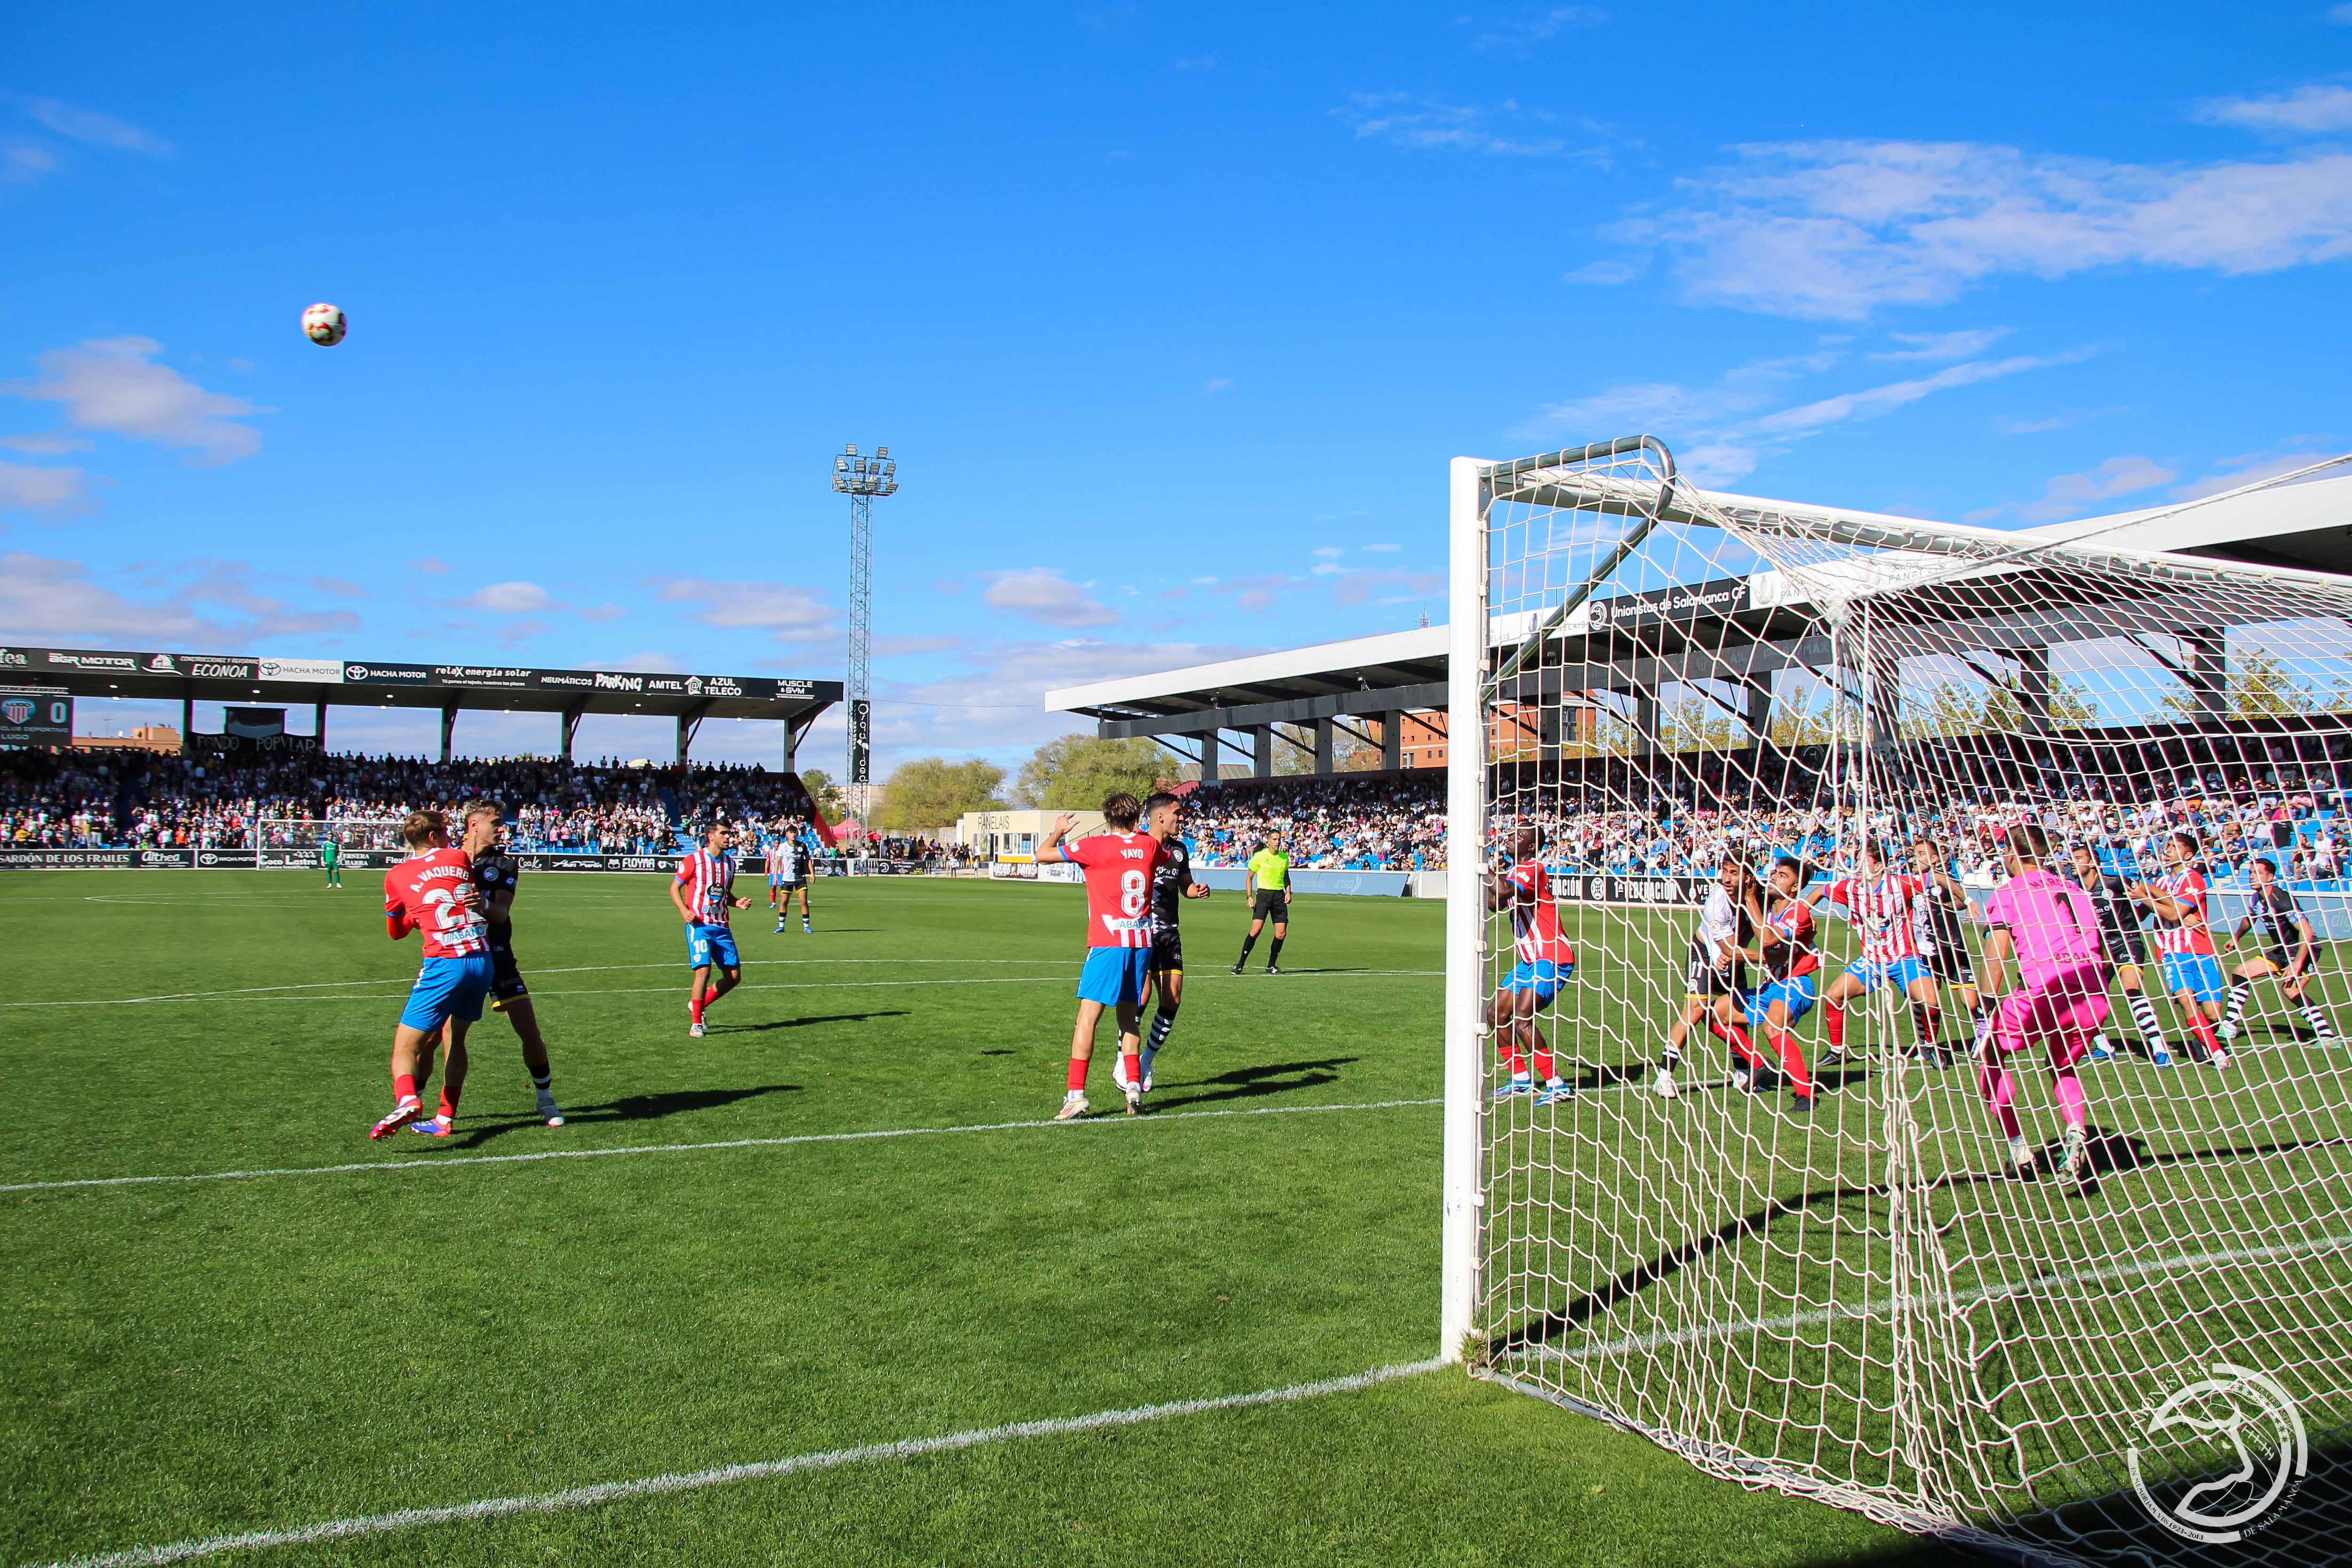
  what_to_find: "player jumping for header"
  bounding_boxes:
[1119,791,1209,1097]
[1658,857,1770,1100]
[1740,855,1822,1114]
[1976,824,2111,1185]
[1487,824,1576,1105]
[2218,853,2338,1045]
[1232,833,1291,975]
[371,809,492,1140]
[415,798,564,1133]
[2066,843,2172,1065]
[1037,792,1163,1118]
[672,821,753,1038]
[1803,841,1939,1067]
[2130,830,2229,1068]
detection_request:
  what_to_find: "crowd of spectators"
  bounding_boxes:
[0,746,830,855]
[1181,775,1448,871]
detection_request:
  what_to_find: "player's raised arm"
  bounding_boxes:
[1034,812,1080,863]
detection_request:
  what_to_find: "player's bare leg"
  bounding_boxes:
[412,1022,473,1136]
[1114,995,1145,1111]
[373,1021,442,1138]
[1059,998,1111,1119]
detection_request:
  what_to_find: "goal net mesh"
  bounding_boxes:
[1461,436,2352,1562]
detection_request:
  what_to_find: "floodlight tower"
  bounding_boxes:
[832,442,898,826]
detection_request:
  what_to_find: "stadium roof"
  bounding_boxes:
[1044,467,2352,741]
[1,643,842,760]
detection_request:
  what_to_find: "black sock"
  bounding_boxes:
[1238,933,1257,962]
[1267,935,1285,967]
[531,1069,553,1091]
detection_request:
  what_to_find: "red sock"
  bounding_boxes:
[1532,1046,1556,1081]
[691,990,706,1023]
[393,1072,419,1103]
[1711,1019,1768,1073]
[1826,1003,1846,1054]
[1499,1039,1526,1078]
[1774,1031,1813,1098]
[437,1084,461,1122]
[1122,1051,1141,1088]
[2188,1011,2221,1056]
[1067,1056,1089,1092]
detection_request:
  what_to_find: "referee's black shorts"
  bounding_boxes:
[1252,888,1288,920]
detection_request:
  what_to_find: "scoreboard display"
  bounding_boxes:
[0,687,70,746]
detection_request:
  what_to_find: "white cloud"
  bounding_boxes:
[1311,562,1345,576]
[1211,573,1296,614]
[1331,568,1446,607]
[407,556,451,573]
[2335,3,2352,21]
[0,459,94,516]
[1563,259,1640,285]
[656,577,838,642]
[868,637,1266,763]
[1363,542,1401,552]
[310,576,368,598]
[8,337,268,464]
[874,634,965,657]
[0,552,359,644]
[1469,7,1607,53]
[460,581,557,614]
[1201,377,1232,393]
[581,651,687,673]
[1518,346,2074,486]
[0,429,92,454]
[2170,445,2341,501]
[579,603,626,623]
[983,569,1120,628]
[1613,140,2352,320]
[3,143,59,185]
[1872,327,2009,361]
[2013,454,2180,522]
[1337,94,1591,158]
[25,99,172,155]
[1312,546,1343,558]
[2195,85,2352,136]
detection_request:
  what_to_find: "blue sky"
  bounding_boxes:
[4,1,2350,770]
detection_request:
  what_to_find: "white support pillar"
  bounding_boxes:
[1199,729,1221,786]
[1312,714,1335,774]
[1381,711,1403,772]
[1442,454,1485,1365]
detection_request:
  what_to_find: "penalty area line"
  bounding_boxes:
[26,1357,1447,1568]
[0,1097,1446,1195]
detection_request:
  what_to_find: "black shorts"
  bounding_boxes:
[1923,943,1973,985]
[488,938,529,1003]
[1149,930,1184,976]
[1253,888,1289,919]
[2102,929,2149,971]
[2260,948,2305,977]
[1685,946,1743,998]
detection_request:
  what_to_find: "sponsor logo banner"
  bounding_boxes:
[257,657,344,683]
[1549,872,1706,906]
[0,848,145,870]
[196,848,259,868]
[344,662,432,685]
[1587,576,1752,630]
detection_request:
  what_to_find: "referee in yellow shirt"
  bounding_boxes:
[1232,834,1292,974]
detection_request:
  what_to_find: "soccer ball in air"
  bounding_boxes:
[301,303,347,346]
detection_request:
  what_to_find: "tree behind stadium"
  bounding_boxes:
[1014,735,1166,810]
[873,757,1008,831]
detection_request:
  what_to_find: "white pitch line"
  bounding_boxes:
[24,1356,1447,1568]
[0,1097,1446,1195]
[1533,1230,2352,1364]
[1,966,1440,1008]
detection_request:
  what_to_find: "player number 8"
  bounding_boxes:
[1120,869,1147,917]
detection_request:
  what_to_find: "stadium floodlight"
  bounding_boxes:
[832,440,901,824]
[1447,436,2352,1562]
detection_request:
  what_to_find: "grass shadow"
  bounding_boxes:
[715,1010,910,1034]
[445,1084,803,1149]
[1148,1057,1359,1112]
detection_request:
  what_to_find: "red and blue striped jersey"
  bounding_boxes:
[675,849,737,926]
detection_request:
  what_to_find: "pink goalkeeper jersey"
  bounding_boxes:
[1984,866,2104,986]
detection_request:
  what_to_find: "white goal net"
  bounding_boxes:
[1443,437,2352,1562]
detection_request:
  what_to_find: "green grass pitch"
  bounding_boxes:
[0,870,1971,1567]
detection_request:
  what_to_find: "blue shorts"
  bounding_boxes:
[1077,946,1152,1008]
[1845,955,1929,996]
[1505,959,1571,1004]
[1744,974,1818,1029]
[399,952,494,1032]
[687,923,741,971]
[2162,951,2226,1005]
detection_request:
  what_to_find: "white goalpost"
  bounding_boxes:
[1444,437,2352,1563]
